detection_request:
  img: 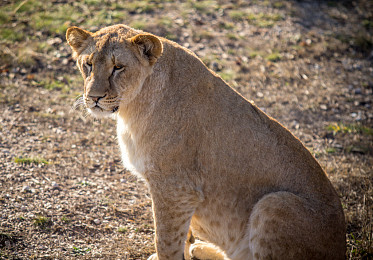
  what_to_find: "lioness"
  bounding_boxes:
[66,24,345,260]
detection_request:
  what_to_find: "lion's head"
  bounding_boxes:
[66,25,163,117]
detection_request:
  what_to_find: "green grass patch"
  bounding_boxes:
[307,147,322,158]
[273,1,286,8]
[219,21,235,30]
[165,33,178,41]
[117,226,127,233]
[333,32,373,53]
[78,180,91,186]
[13,0,42,13]
[158,17,173,28]
[347,233,373,259]
[325,147,337,154]
[200,53,220,67]
[14,157,49,165]
[1,1,73,38]
[30,4,81,34]
[85,9,114,27]
[326,122,373,136]
[72,247,91,256]
[228,10,284,27]
[229,10,248,21]
[0,28,24,42]
[37,78,69,92]
[248,51,260,59]
[352,33,372,53]
[190,0,220,15]
[346,145,371,154]
[83,0,101,5]
[125,1,156,14]
[362,19,373,29]
[227,33,238,40]
[218,69,236,82]
[37,42,54,53]
[130,20,147,30]
[61,216,70,223]
[266,52,281,62]
[193,30,214,41]
[247,13,284,28]
[0,11,10,23]
[33,215,52,228]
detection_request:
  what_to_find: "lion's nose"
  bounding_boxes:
[89,94,106,103]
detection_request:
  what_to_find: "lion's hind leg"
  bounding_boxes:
[244,191,345,260]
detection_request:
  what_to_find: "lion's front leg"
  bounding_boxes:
[149,185,198,260]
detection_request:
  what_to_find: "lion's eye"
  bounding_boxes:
[85,61,92,74]
[113,65,124,71]
[112,65,125,75]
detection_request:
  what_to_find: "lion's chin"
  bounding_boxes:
[88,106,118,119]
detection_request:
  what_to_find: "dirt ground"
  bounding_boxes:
[0,0,372,259]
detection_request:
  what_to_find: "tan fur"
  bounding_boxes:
[67,24,346,260]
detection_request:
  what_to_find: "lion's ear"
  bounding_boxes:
[66,26,92,58]
[130,34,163,65]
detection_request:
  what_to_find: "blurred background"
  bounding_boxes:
[0,0,372,259]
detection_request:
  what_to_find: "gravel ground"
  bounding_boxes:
[0,0,372,259]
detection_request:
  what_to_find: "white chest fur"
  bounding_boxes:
[116,116,147,179]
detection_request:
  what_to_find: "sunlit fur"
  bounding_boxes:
[67,24,346,260]
[67,24,154,119]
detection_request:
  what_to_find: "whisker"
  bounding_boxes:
[83,110,90,118]
[71,96,85,111]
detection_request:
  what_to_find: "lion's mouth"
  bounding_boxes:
[91,105,118,113]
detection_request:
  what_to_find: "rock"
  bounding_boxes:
[93,219,101,225]
[51,182,60,190]
[256,92,264,98]
[211,61,222,71]
[291,120,300,130]
[46,37,62,45]
[22,186,31,193]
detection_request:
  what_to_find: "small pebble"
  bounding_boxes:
[51,182,60,190]
[22,186,31,192]
[256,92,264,98]
[93,219,101,225]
